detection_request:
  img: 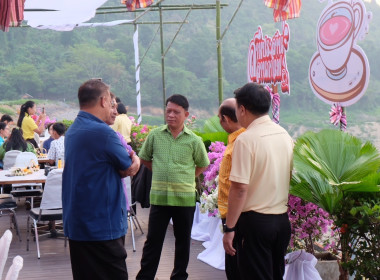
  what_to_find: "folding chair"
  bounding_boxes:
[10,152,43,208]
[124,177,143,252]
[0,196,21,242]
[26,169,66,259]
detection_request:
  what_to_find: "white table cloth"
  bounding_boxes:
[191,203,225,270]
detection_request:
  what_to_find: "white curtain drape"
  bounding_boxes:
[24,0,109,31]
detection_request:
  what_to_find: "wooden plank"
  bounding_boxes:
[0,199,227,279]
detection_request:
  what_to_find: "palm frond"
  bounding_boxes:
[340,173,380,192]
[291,129,380,214]
[203,116,224,133]
[291,171,342,213]
[294,130,380,185]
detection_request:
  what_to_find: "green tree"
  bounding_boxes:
[6,63,43,97]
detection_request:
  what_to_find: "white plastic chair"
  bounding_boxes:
[0,230,12,280]
[26,169,66,259]
[1,151,22,194]
[11,152,42,207]
[4,256,23,280]
[124,177,143,252]
[14,152,38,168]
[3,151,21,170]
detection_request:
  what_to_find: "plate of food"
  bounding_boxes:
[9,167,33,176]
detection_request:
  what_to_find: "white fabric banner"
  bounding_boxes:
[26,19,134,31]
[24,0,109,31]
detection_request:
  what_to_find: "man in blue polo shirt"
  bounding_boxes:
[63,79,139,280]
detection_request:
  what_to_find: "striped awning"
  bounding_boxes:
[0,0,24,32]
[121,0,154,12]
[263,0,302,22]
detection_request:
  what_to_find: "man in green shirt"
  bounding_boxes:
[136,94,209,280]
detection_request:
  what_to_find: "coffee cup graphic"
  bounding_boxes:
[317,1,363,80]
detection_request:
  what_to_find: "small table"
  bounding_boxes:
[0,169,47,185]
[37,157,50,164]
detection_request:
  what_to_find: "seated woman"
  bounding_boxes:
[0,122,10,147]
[0,128,36,161]
[0,122,10,169]
[0,128,36,195]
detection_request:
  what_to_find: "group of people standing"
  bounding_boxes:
[61,79,294,280]
[218,83,294,280]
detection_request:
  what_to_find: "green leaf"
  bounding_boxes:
[291,129,380,215]
[203,116,224,133]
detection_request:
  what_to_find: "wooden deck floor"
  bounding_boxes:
[1,199,227,279]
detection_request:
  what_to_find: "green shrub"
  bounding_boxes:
[61,119,74,130]
[0,107,14,115]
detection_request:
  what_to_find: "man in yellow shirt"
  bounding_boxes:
[223,83,293,280]
[217,98,245,280]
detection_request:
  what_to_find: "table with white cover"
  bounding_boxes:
[0,169,46,185]
[191,203,225,270]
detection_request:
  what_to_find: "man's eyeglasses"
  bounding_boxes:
[101,95,116,109]
[110,100,116,109]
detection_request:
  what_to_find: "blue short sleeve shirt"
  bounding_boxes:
[62,111,132,241]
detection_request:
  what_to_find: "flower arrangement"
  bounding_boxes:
[129,116,155,153]
[288,194,338,256]
[199,141,226,218]
[185,115,197,129]
[200,182,220,217]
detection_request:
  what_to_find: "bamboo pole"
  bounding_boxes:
[19,21,187,28]
[163,6,193,57]
[159,3,166,123]
[96,4,228,10]
[217,0,243,45]
[96,6,225,14]
[216,0,223,105]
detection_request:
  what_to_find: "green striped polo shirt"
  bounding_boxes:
[139,125,209,206]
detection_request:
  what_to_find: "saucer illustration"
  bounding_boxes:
[309,46,369,106]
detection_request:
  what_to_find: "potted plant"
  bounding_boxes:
[290,129,380,280]
[287,194,340,279]
[287,194,338,254]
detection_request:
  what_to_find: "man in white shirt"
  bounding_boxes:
[223,83,294,280]
[47,122,65,166]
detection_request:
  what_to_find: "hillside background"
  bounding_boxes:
[1,0,380,144]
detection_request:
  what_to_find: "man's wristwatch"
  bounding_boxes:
[223,224,236,233]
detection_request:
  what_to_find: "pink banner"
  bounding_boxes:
[247,23,290,94]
